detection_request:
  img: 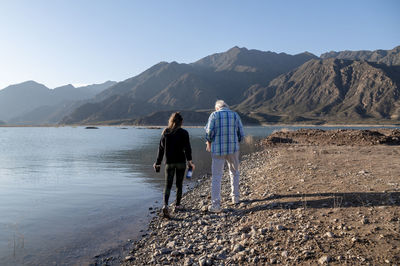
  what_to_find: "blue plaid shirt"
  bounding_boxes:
[205,108,245,155]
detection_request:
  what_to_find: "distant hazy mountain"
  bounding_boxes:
[237,58,400,123]
[0,80,116,124]
[9,101,86,125]
[62,47,317,124]
[320,46,400,66]
[60,94,163,124]
[0,81,52,121]
[52,81,117,101]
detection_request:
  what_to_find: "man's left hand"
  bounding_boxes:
[206,141,211,152]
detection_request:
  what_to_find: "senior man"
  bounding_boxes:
[205,100,245,212]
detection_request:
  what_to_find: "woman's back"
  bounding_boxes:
[157,128,192,164]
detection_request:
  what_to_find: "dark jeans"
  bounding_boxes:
[164,163,186,206]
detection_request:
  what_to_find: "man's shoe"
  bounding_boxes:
[232,197,240,205]
[208,205,222,213]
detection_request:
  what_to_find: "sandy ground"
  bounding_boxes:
[114,129,400,265]
[241,143,400,264]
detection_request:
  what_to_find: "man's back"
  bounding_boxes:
[205,107,244,156]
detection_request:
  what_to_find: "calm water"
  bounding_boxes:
[0,125,398,265]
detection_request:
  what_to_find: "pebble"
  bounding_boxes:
[216,251,227,260]
[166,241,175,249]
[171,250,181,256]
[160,247,171,254]
[325,232,334,238]
[124,255,133,261]
[233,244,245,252]
[198,257,207,266]
[361,217,369,224]
[318,255,331,264]
[276,225,285,231]
[184,257,193,266]
[259,228,267,235]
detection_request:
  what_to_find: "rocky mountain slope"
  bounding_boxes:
[237,58,400,123]
[321,45,400,66]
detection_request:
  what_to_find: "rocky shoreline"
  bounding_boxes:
[97,129,399,265]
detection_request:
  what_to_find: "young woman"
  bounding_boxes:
[154,112,195,218]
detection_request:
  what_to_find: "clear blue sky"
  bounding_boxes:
[0,0,399,89]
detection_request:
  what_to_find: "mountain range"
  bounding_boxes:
[0,81,116,124]
[60,47,318,124]
[1,45,399,126]
[321,46,400,66]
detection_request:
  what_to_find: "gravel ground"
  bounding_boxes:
[98,129,400,265]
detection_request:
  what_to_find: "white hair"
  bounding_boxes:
[215,100,229,110]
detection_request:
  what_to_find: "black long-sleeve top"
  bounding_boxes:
[156,128,192,165]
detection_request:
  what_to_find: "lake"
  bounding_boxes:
[0,125,397,265]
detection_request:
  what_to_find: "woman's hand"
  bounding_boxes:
[153,163,161,172]
[188,161,195,171]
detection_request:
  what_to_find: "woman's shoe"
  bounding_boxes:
[162,206,170,218]
[174,205,184,212]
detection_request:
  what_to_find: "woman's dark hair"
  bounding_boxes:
[167,112,183,131]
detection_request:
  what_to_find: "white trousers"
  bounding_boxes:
[211,151,240,207]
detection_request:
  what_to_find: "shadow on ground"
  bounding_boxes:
[157,192,399,219]
[238,192,400,215]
